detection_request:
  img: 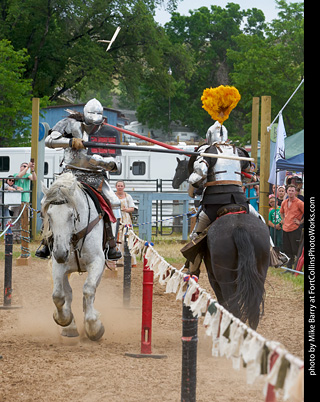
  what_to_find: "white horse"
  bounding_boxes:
[42,172,106,341]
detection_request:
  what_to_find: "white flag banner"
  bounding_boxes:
[268,113,287,185]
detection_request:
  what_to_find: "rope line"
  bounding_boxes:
[125,227,304,399]
[0,203,28,238]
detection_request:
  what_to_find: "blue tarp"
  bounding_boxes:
[271,129,304,172]
[276,153,304,172]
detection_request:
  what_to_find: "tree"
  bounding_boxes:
[0,39,33,146]
[137,3,267,138]
[137,1,303,140]
[227,0,304,136]
[0,0,303,143]
[0,0,179,102]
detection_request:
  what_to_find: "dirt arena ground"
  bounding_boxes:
[0,251,303,402]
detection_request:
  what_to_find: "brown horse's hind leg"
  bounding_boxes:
[203,250,224,304]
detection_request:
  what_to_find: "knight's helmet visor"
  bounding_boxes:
[84,98,104,125]
[206,121,228,144]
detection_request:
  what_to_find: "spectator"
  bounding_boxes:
[276,185,286,206]
[13,161,37,202]
[1,176,23,229]
[280,184,304,272]
[245,163,259,212]
[9,162,37,242]
[268,194,283,250]
[290,177,304,201]
[114,180,138,267]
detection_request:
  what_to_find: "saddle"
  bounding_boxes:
[64,168,116,223]
[181,204,247,263]
[217,203,247,217]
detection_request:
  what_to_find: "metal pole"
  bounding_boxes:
[3,226,13,306]
[123,229,132,307]
[181,302,198,402]
[1,225,22,310]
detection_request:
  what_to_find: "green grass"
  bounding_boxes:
[268,266,304,291]
[0,240,38,259]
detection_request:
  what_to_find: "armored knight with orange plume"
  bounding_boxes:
[184,86,254,274]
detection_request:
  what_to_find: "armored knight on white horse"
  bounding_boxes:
[36,98,122,261]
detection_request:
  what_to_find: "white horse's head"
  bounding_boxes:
[42,173,81,264]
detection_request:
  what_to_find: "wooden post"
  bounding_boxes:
[16,203,32,266]
[251,97,260,170]
[259,96,271,223]
[31,98,39,239]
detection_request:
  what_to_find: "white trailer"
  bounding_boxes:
[0,145,196,234]
[0,144,195,191]
[0,147,63,181]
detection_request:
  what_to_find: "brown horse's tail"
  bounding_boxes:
[232,226,265,329]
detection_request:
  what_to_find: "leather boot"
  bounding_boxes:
[35,242,51,259]
[105,222,122,261]
[107,245,122,261]
[185,254,202,278]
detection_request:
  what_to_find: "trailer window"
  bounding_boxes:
[132,161,146,175]
[44,162,48,175]
[0,156,9,172]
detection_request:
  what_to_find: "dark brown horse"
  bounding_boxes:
[174,156,270,329]
[172,157,189,189]
[203,212,270,329]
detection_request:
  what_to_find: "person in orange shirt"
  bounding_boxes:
[280,184,304,272]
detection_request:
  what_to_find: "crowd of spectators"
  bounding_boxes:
[243,169,304,273]
[268,174,304,273]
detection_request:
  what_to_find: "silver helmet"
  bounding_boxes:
[83,98,104,125]
[206,121,228,144]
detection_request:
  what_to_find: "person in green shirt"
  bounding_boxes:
[13,161,37,202]
[268,194,283,250]
[9,161,37,242]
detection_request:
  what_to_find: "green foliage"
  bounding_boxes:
[138,1,304,138]
[227,0,304,136]
[0,0,304,143]
[0,0,178,102]
[0,39,32,146]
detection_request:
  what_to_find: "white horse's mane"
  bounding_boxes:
[41,172,82,240]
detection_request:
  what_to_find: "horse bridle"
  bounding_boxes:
[49,192,103,272]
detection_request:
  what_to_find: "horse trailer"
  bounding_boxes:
[0,145,197,236]
[0,144,195,192]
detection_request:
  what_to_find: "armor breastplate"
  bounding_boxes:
[207,144,242,185]
[49,118,117,172]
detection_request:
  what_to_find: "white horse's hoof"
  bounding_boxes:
[53,312,74,327]
[86,323,105,341]
[61,327,79,337]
